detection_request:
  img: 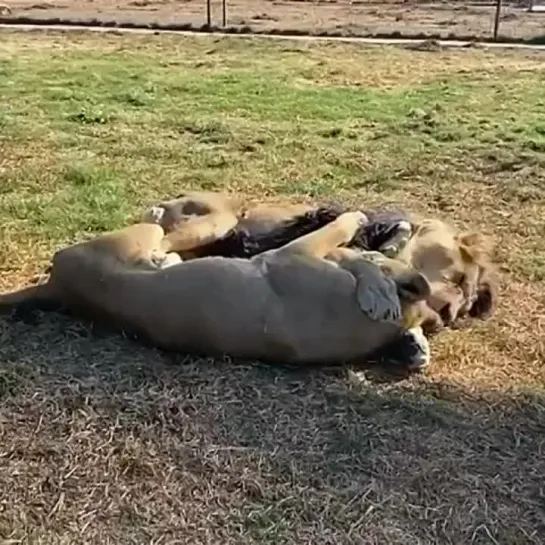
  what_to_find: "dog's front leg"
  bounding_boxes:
[375,220,412,257]
[327,248,412,278]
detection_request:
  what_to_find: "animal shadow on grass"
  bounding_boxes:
[0,312,544,544]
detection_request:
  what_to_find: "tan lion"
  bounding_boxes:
[142,191,497,334]
[0,211,434,370]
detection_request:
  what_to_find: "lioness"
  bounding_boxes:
[143,191,497,333]
[0,212,433,370]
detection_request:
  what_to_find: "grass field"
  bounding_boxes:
[1,30,545,544]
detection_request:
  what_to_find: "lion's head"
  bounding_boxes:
[397,219,497,325]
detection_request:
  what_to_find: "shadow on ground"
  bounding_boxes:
[0,312,544,544]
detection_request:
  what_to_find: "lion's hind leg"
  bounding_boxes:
[160,212,239,254]
[271,211,370,260]
[0,282,60,316]
[142,192,240,255]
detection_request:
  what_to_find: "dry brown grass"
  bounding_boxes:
[0,30,544,543]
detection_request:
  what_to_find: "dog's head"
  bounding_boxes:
[364,270,432,372]
[392,270,433,329]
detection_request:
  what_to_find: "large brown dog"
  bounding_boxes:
[0,212,434,369]
[142,191,497,333]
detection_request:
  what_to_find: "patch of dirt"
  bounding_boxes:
[1,0,545,41]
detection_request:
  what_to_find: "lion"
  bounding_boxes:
[0,211,434,370]
[142,191,497,334]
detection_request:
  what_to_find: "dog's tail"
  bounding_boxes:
[0,282,61,315]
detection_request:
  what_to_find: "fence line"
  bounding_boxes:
[200,0,543,43]
[1,0,544,43]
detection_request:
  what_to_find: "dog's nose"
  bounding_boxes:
[407,326,430,370]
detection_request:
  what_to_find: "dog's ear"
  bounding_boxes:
[354,261,401,322]
[457,231,494,264]
[394,271,431,304]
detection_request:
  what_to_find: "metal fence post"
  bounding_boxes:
[206,0,211,27]
[493,0,503,41]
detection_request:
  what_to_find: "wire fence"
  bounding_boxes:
[202,0,545,42]
[1,0,544,43]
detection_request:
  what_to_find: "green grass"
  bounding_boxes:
[1,34,545,252]
[1,31,544,371]
[0,30,545,545]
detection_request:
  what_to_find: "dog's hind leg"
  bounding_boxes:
[273,212,369,259]
[0,282,61,315]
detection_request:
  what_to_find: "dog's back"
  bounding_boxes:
[47,241,405,363]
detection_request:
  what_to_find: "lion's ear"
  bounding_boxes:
[469,272,498,319]
[457,231,493,264]
[394,271,431,304]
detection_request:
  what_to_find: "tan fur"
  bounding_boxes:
[0,212,431,365]
[141,191,242,255]
[240,203,315,236]
[142,192,496,332]
[395,218,495,323]
[142,192,315,258]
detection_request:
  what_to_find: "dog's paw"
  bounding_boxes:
[142,206,166,225]
[378,220,412,257]
[150,251,183,269]
[160,252,183,269]
[361,251,387,265]
[353,211,370,227]
[395,220,412,235]
[338,211,369,232]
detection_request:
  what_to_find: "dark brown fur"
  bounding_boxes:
[190,206,412,259]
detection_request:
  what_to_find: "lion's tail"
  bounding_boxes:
[0,282,61,314]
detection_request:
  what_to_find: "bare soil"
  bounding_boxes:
[2,0,545,41]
